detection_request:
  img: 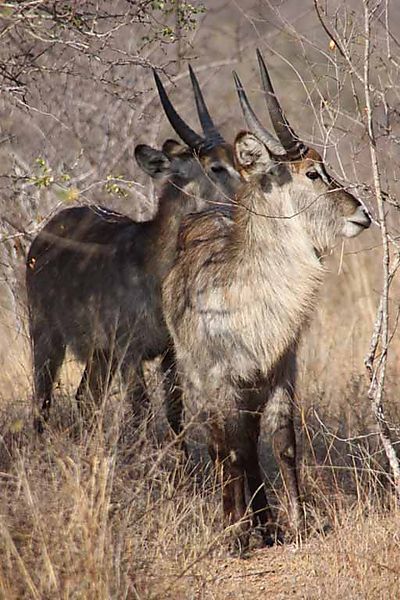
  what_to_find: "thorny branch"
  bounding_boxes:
[0,1,205,100]
[314,0,386,103]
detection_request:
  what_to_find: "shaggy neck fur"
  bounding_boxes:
[227,178,325,378]
[143,177,205,277]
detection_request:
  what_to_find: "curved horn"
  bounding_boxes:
[256,49,307,159]
[233,71,286,156]
[188,64,225,146]
[153,69,205,150]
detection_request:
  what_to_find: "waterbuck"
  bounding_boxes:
[162,51,371,552]
[27,66,240,433]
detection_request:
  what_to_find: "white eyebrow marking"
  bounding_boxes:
[315,163,330,185]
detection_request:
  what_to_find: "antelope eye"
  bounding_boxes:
[306,170,319,180]
[210,164,226,174]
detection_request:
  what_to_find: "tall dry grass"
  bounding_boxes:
[1,225,400,599]
[0,384,399,599]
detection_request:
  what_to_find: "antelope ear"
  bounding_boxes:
[134,144,171,179]
[161,139,189,158]
[234,131,275,177]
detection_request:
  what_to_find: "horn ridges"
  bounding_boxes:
[153,69,205,150]
[256,49,307,159]
[188,64,225,146]
[233,70,286,156]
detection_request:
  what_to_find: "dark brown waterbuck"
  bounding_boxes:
[27,66,240,433]
[162,50,371,552]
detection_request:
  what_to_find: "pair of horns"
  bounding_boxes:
[154,66,225,152]
[154,52,307,159]
[234,49,308,160]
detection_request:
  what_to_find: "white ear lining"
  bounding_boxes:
[235,133,276,174]
[235,134,264,166]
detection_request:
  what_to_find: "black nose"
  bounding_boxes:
[361,206,372,227]
[348,205,371,229]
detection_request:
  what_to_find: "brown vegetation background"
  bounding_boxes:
[0,1,400,597]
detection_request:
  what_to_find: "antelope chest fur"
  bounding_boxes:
[163,189,324,396]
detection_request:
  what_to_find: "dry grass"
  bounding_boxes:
[0,229,400,598]
[0,393,399,599]
[0,401,224,599]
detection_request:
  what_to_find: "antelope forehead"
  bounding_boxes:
[210,145,234,162]
[305,147,323,162]
[201,145,235,168]
[290,148,324,175]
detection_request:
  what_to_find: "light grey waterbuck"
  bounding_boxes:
[162,50,371,552]
[27,66,240,433]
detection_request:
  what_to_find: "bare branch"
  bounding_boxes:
[362,0,400,499]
